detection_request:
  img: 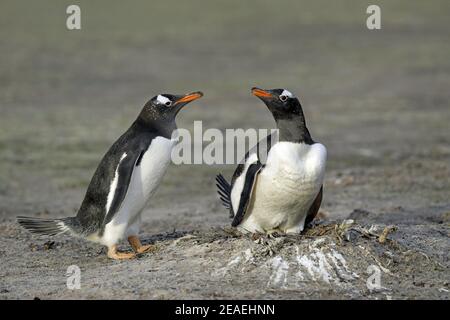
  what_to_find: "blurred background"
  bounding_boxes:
[1,0,449,234]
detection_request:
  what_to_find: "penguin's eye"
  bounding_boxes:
[279,95,288,102]
[165,101,172,107]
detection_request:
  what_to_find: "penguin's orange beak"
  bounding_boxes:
[252,87,273,98]
[175,91,203,105]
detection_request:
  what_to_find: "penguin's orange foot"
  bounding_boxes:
[107,245,136,260]
[136,244,157,254]
[128,235,157,254]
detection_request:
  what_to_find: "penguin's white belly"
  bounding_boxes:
[100,137,175,246]
[239,142,326,234]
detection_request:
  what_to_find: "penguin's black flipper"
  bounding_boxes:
[231,162,262,227]
[304,185,323,227]
[104,149,146,225]
[216,174,234,217]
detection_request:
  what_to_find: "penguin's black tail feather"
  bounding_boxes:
[17,216,77,236]
[215,174,231,210]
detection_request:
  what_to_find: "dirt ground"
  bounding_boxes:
[0,1,449,299]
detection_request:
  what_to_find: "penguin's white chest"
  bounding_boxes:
[101,136,176,246]
[126,137,175,208]
[240,142,326,234]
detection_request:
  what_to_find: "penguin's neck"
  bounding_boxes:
[275,114,314,144]
[135,117,177,139]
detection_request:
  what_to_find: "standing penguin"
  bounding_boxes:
[18,91,203,259]
[216,87,326,234]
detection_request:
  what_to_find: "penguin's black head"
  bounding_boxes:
[251,87,302,120]
[251,87,313,144]
[141,91,203,122]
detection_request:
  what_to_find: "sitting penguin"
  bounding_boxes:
[216,87,326,234]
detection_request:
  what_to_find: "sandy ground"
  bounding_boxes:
[0,0,449,299]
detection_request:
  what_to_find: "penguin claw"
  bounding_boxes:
[268,232,281,239]
[252,231,282,243]
[251,233,263,243]
[128,235,157,255]
[107,246,136,260]
[136,244,158,254]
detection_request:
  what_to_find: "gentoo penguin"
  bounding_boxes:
[18,91,203,259]
[216,87,326,234]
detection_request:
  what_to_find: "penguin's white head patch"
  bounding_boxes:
[281,90,294,98]
[278,89,295,102]
[156,95,172,106]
